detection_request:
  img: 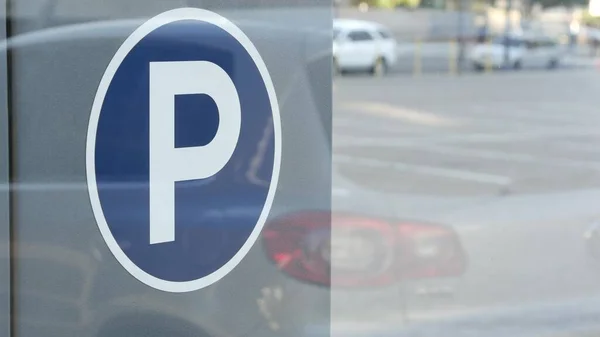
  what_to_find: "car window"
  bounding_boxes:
[492,36,523,47]
[524,39,538,49]
[538,38,557,47]
[347,30,373,42]
[523,37,557,49]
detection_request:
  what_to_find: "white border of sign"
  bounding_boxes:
[86,8,281,293]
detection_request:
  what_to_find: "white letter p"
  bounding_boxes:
[149,61,241,244]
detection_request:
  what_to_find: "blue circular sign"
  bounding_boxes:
[86,8,281,292]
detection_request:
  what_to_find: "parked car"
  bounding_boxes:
[470,34,563,71]
[333,19,398,76]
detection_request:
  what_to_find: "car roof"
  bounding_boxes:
[333,19,383,31]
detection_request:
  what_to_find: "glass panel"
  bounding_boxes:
[332,3,600,337]
[8,1,331,337]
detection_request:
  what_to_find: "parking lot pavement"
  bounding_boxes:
[333,69,600,198]
[331,68,600,333]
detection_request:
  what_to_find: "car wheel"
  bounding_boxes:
[513,60,522,70]
[547,58,558,69]
[473,62,484,72]
[371,57,388,77]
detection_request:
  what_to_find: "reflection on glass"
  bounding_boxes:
[332,3,600,336]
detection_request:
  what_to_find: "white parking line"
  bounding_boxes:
[338,102,458,127]
[402,143,600,171]
[333,115,584,139]
[558,141,600,154]
[458,105,600,127]
[335,110,598,138]
[335,100,600,132]
[334,128,600,147]
[334,154,511,185]
[337,138,600,171]
[333,120,438,137]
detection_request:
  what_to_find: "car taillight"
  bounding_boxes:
[395,222,467,280]
[262,211,331,286]
[262,211,466,287]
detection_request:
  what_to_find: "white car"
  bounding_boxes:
[333,19,398,76]
[470,35,563,71]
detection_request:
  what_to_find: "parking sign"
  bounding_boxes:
[86,8,281,293]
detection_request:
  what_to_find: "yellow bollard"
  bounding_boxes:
[484,38,493,74]
[414,38,422,77]
[449,39,457,75]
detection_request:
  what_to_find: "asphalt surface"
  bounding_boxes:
[334,68,600,197]
[331,68,600,337]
